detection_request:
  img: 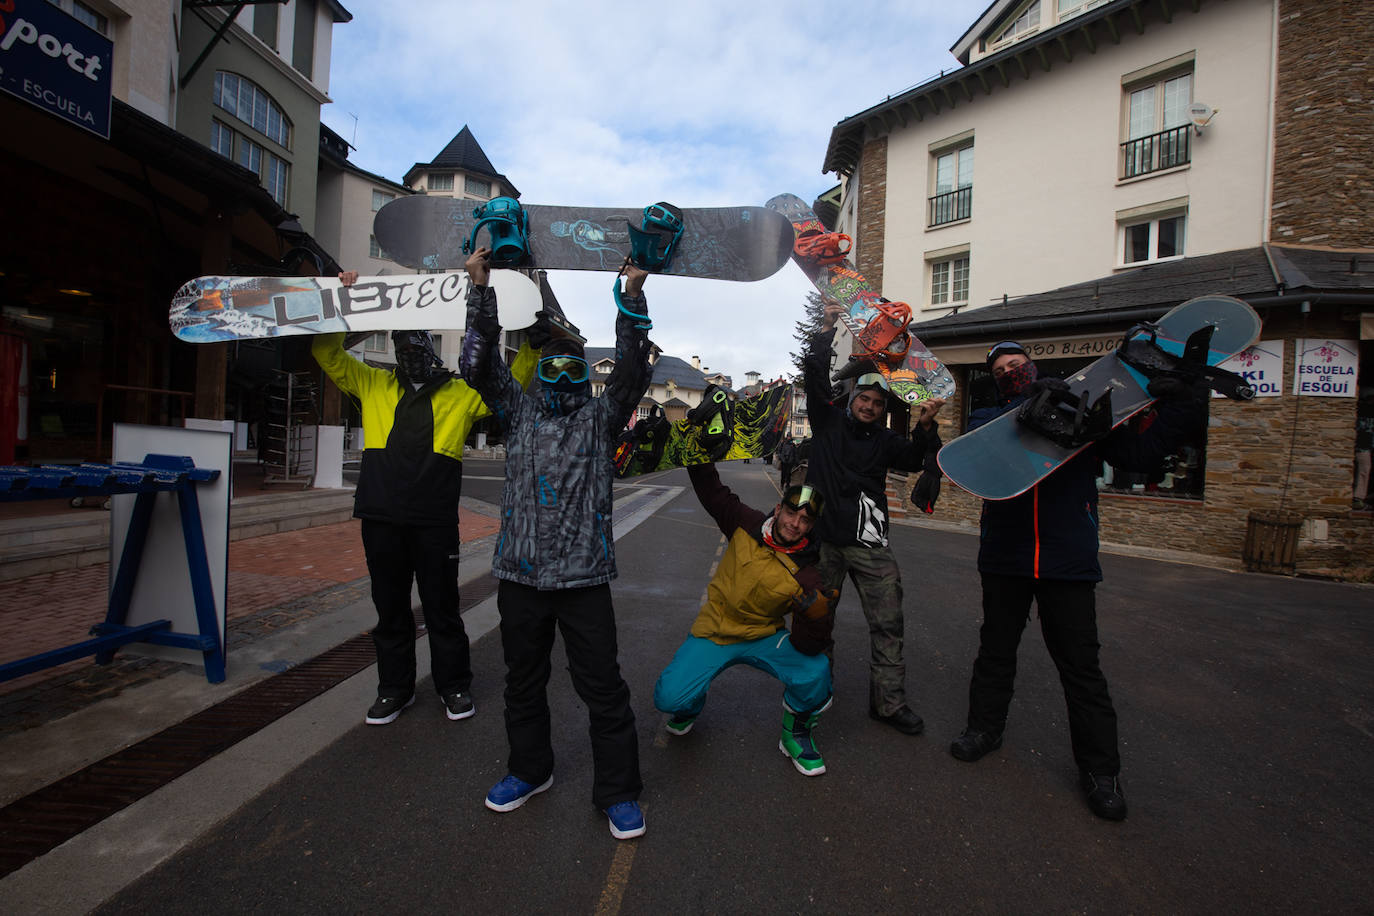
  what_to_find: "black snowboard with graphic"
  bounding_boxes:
[374,197,794,281]
[613,385,791,478]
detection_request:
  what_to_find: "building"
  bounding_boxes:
[0,0,350,465]
[821,0,1373,577]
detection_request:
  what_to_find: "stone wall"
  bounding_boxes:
[1271,0,1374,247]
[897,318,1373,580]
[856,136,888,290]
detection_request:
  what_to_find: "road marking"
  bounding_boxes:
[596,842,638,916]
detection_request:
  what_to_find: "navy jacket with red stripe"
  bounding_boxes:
[970,392,1202,581]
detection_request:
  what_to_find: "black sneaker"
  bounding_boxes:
[950,728,1003,762]
[869,705,925,735]
[1081,772,1128,821]
[443,692,475,721]
[365,694,415,725]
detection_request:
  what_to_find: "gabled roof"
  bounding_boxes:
[403,125,518,193]
[912,245,1374,341]
[583,349,713,390]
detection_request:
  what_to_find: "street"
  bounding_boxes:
[85,462,1374,913]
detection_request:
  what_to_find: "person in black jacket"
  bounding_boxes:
[949,340,1204,822]
[803,303,943,736]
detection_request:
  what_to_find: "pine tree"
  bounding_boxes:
[788,291,826,381]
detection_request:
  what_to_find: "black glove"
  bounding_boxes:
[1147,376,1192,401]
[525,311,557,350]
[911,471,941,514]
[1025,377,1070,396]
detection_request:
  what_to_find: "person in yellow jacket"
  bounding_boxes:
[312,273,538,727]
[652,464,836,776]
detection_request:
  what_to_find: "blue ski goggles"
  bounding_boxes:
[537,355,590,385]
[781,484,824,518]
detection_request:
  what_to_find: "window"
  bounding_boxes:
[364,333,387,353]
[47,0,109,34]
[993,0,1040,46]
[264,155,289,206]
[369,235,391,260]
[1120,214,1185,265]
[210,120,233,158]
[1121,68,1192,179]
[465,177,492,198]
[428,174,454,191]
[929,254,970,308]
[213,72,291,148]
[372,190,395,211]
[929,145,973,227]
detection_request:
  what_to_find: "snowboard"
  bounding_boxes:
[373,196,795,281]
[765,193,956,406]
[937,295,1262,501]
[612,384,791,478]
[169,270,543,343]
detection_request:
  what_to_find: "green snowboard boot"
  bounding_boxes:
[779,699,830,777]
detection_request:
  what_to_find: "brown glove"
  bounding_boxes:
[789,588,838,620]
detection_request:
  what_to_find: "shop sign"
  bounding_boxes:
[1294,339,1359,397]
[0,0,113,139]
[1217,341,1284,398]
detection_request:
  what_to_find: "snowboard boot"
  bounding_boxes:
[778,698,830,777]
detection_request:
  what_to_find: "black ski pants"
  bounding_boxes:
[497,580,642,810]
[361,519,471,699]
[966,573,1120,777]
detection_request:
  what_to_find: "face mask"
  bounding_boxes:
[995,360,1038,398]
[396,347,440,382]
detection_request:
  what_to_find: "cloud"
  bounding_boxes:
[321,0,972,382]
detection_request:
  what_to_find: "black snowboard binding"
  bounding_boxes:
[1017,382,1115,449]
[626,202,685,271]
[621,405,671,476]
[686,384,735,460]
[1117,323,1256,401]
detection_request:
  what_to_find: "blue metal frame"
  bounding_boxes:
[0,454,226,683]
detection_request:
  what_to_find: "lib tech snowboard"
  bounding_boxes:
[765,193,956,406]
[937,295,1261,501]
[168,271,543,343]
[612,384,791,478]
[373,196,795,281]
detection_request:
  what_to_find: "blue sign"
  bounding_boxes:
[0,0,114,138]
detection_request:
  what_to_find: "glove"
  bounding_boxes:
[1025,377,1070,396]
[525,311,557,350]
[1147,377,1192,401]
[789,588,838,621]
[911,471,941,514]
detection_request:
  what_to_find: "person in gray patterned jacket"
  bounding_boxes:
[459,246,655,841]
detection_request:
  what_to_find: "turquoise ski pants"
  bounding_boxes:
[653,632,833,718]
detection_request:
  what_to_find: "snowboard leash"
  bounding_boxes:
[612,259,653,330]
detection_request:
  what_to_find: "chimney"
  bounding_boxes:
[691,355,701,370]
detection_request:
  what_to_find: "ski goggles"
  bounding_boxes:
[853,372,890,393]
[985,341,1027,365]
[781,484,824,518]
[537,355,589,385]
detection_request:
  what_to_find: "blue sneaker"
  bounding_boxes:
[605,800,646,839]
[484,774,553,812]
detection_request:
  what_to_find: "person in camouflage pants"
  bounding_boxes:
[803,302,943,736]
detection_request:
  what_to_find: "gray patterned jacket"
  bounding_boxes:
[461,283,653,589]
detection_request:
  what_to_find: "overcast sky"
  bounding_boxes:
[321,1,971,382]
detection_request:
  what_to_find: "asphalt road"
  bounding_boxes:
[97,462,1374,915]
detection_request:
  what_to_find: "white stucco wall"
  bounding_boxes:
[878,0,1276,315]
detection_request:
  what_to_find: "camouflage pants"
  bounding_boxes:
[816,542,908,716]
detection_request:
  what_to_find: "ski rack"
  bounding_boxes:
[625,202,685,271]
[0,454,227,684]
[462,196,530,267]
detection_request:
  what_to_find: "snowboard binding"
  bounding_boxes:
[853,300,913,364]
[625,202,685,271]
[793,230,852,266]
[686,384,735,461]
[614,404,672,477]
[1017,383,1115,449]
[463,197,530,267]
[1117,323,1257,401]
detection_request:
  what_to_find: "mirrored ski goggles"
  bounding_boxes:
[537,355,589,384]
[781,484,824,518]
[853,372,890,393]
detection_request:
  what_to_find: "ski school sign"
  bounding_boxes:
[1218,341,1284,398]
[1294,338,1359,397]
[0,0,112,138]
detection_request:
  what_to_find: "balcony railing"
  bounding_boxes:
[928,185,972,227]
[1120,125,1191,179]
